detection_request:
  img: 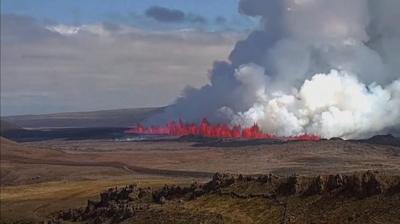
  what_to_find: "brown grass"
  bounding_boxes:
[0,177,189,223]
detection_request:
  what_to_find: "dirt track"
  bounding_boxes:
[7,155,213,178]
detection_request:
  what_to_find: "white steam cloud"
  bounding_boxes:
[152,0,400,139]
[228,65,400,139]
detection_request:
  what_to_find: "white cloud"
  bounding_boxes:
[46,24,81,36]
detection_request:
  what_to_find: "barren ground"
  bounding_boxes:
[1,137,399,223]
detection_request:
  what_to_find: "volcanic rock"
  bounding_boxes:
[159,196,166,205]
[55,171,400,223]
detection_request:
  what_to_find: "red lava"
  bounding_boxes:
[126,118,320,141]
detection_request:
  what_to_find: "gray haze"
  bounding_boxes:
[0,14,239,116]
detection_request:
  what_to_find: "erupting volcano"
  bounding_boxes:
[149,0,400,140]
[126,119,320,141]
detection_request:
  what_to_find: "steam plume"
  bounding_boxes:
[151,0,400,139]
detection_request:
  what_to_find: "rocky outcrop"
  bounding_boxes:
[273,170,400,197]
[154,171,399,202]
[54,185,152,224]
[53,170,400,223]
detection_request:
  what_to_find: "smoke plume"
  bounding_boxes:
[151,0,400,139]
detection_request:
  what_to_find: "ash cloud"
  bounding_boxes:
[153,0,400,139]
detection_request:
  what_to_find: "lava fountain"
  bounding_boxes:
[126,118,320,141]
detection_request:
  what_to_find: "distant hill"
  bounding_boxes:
[0,136,17,145]
[0,120,22,132]
[358,134,400,147]
[2,107,164,129]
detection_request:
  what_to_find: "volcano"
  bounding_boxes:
[150,0,400,140]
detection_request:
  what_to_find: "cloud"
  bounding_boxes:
[187,14,207,24]
[215,16,227,24]
[1,14,60,41]
[145,6,208,24]
[145,6,185,23]
[46,24,81,35]
[0,14,241,115]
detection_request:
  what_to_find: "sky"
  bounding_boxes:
[0,0,257,116]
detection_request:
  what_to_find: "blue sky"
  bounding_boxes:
[1,0,256,31]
